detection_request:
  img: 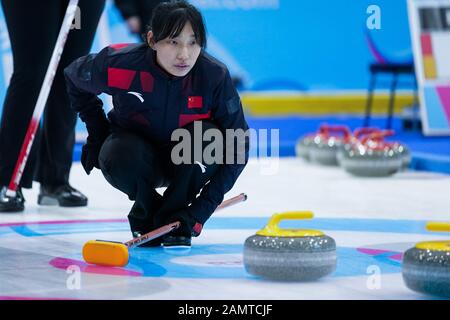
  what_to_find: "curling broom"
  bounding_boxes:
[82,193,247,267]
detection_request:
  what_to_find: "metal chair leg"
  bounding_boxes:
[386,72,398,130]
[364,72,377,127]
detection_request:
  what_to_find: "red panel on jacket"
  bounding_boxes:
[179,111,211,127]
[107,68,136,90]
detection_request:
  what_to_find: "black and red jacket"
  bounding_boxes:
[64,43,249,223]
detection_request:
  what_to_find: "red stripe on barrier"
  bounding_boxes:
[420,33,433,55]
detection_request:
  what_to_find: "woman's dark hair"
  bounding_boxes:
[144,1,207,49]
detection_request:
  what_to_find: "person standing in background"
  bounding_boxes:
[0,0,105,212]
[114,0,169,37]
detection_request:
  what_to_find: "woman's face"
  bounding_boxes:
[148,22,202,77]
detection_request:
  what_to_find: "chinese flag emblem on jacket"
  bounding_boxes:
[188,96,203,109]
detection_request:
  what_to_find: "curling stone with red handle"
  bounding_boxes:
[309,124,352,166]
[339,130,403,177]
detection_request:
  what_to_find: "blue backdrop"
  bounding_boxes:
[0,0,415,119]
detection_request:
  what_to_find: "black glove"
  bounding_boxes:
[156,209,203,237]
[81,138,105,175]
[80,108,111,175]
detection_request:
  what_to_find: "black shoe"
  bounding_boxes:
[0,186,25,213]
[132,231,162,248]
[162,235,191,248]
[38,183,88,207]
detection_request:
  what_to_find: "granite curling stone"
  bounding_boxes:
[391,141,411,170]
[243,211,337,281]
[339,130,403,177]
[309,124,352,166]
[348,127,410,170]
[337,127,381,166]
[295,134,314,161]
[402,222,450,297]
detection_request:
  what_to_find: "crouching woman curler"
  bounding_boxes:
[64,1,250,248]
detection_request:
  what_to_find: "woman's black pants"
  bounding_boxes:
[98,121,221,235]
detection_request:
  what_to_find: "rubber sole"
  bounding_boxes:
[37,195,88,207]
[0,205,25,213]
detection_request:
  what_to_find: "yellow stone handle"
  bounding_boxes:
[426,222,450,233]
[268,211,314,229]
[413,222,450,252]
[256,211,324,237]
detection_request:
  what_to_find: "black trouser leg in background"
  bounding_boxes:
[0,0,105,188]
[0,0,60,188]
[35,0,105,187]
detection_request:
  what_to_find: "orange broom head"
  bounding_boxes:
[82,240,129,267]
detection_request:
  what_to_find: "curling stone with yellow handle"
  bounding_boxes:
[243,211,337,281]
[402,222,450,297]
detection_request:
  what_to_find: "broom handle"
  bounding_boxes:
[6,0,79,196]
[125,193,247,248]
[217,192,247,210]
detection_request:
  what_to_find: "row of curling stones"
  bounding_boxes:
[243,211,337,281]
[296,125,411,177]
[296,124,352,166]
[402,222,450,297]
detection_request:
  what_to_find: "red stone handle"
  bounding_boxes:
[361,129,395,145]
